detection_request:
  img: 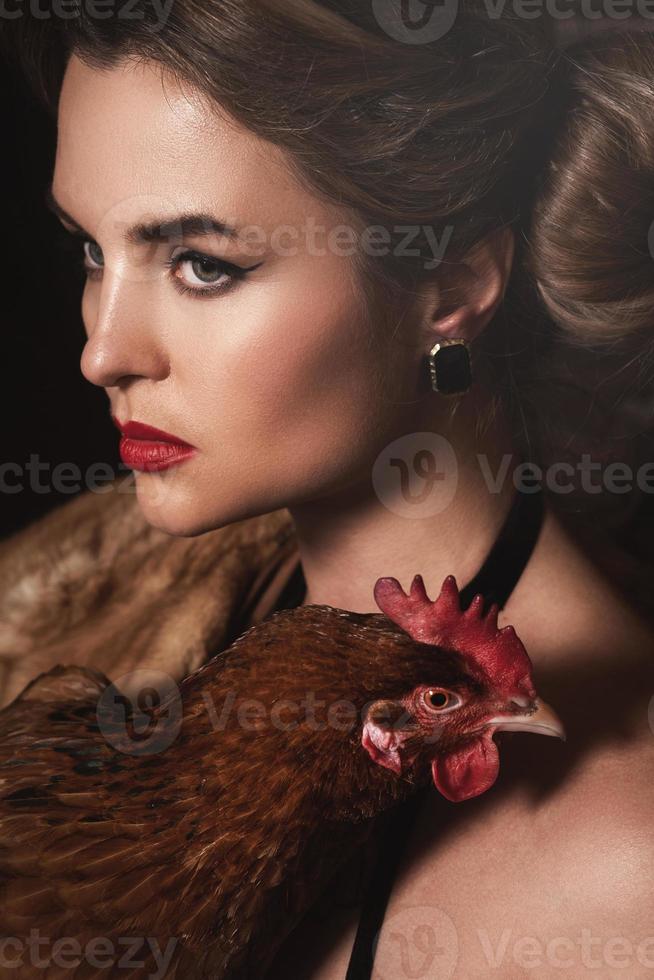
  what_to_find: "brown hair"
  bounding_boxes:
[530,29,654,347]
[6,6,654,550]
[7,1,559,412]
[515,28,654,530]
[11,1,561,289]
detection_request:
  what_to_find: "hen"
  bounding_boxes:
[0,574,564,979]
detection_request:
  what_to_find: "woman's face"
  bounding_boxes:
[51,54,424,534]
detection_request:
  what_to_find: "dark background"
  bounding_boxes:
[1,60,122,539]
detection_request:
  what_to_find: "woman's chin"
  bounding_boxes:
[130,471,268,537]
[128,471,209,536]
[140,512,209,538]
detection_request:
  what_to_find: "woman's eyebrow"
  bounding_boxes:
[44,185,241,244]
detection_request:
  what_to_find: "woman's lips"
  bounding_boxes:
[111,416,197,473]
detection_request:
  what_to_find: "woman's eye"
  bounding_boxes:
[172,252,234,293]
[83,240,104,271]
[55,229,259,299]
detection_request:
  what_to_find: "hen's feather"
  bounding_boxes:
[0,608,436,978]
[0,598,557,978]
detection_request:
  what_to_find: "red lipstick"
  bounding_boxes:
[112,416,197,472]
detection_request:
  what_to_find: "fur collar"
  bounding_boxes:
[0,479,299,709]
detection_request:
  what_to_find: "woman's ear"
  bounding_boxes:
[418,226,515,345]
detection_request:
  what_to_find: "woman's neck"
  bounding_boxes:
[289,394,520,614]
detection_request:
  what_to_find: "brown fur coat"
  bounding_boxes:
[0,478,301,710]
[3,476,651,715]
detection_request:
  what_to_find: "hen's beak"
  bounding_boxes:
[486,697,566,741]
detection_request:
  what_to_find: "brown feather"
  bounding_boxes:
[0,604,487,978]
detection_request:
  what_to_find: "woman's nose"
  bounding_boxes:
[80,266,169,389]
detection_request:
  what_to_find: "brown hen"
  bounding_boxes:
[0,575,565,979]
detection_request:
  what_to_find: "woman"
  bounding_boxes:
[2,3,654,977]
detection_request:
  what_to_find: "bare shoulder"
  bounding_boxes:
[266,556,654,980]
[265,717,654,980]
[557,733,654,936]
[378,704,654,980]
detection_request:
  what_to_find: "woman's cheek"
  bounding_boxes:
[169,261,392,500]
[224,271,375,407]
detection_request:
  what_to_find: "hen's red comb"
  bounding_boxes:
[373,574,536,701]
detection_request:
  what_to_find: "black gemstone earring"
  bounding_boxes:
[427,338,472,395]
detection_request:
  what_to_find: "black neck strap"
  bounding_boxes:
[344,485,545,980]
[274,486,545,618]
[458,485,545,611]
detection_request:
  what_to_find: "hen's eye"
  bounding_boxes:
[423,688,458,711]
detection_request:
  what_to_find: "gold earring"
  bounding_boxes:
[427,338,472,395]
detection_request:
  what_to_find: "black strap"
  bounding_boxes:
[277,487,544,617]
[271,486,545,980]
[344,486,545,980]
[457,485,544,612]
[272,556,307,613]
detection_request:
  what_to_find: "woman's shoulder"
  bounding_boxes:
[267,692,654,980]
[0,478,298,709]
[388,513,654,978]
[373,686,654,979]
[501,506,654,664]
